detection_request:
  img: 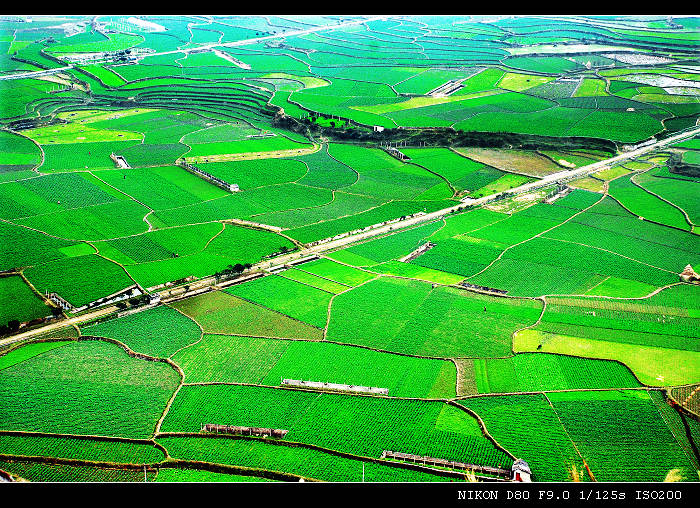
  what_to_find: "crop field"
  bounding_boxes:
[0,340,179,438]
[81,305,201,358]
[278,268,350,294]
[547,390,698,482]
[172,334,455,398]
[472,353,641,394]
[0,434,165,464]
[399,148,505,193]
[23,254,136,308]
[0,460,156,482]
[330,221,443,266]
[454,147,563,177]
[326,277,542,357]
[462,394,584,481]
[169,290,323,340]
[160,384,511,467]
[2,14,699,484]
[608,174,692,230]
[157,436,451,482]
[0,275,49,325]
[294,258,377,287]
[98,222,294,290]
[225,275,333,329]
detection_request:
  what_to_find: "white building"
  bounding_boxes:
[512,459,532,482]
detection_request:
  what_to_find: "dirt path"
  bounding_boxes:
[183,143,321,163]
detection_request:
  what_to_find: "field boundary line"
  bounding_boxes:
[0,453,163,471]
[165,305,206,358]
[453,385,660,401]
[325,143,360,186]
[509,296,546,355]
[631,169,696,228]
[89,219,226,244]
[199,221,227,252]
[581,275,611,295]
[0,336,73,366]
[648,390,700,470]
[290,267,354,289]
[88,170,155,215]
[4,127,48,176]
[92,252,142,289]
[403,159,457,198]
[17,269,59,314]
[606,193,692,234]
[248,185,336,219]
[465,191,607,281]
[73,335,184,438]
[0,429,164,448]
[322,274,381,339]
[448,400,516,462]
[274,271,337,296]
[542,392,595,481]
[537,235,679,275]
[154,433,476,481]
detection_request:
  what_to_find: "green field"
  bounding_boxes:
[81,305,201,358]
[225,275,334,329]
[0,275,49,324]
[0,340,179,438]
[173,334,456,398]
[326,277,542,357]
[160,384,511,467]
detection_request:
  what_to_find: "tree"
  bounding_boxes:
[244,263,252,270]
[116,302,128,311]
[50,306,63,318]
[128,298,140,306]
[280,245,289,253]
[8,320,20,333]
[233,263,244,274]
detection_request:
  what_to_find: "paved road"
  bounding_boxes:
[2,125,698,348]
[0,305,116,349]
[141,16,387,60]
[0,65,74,81]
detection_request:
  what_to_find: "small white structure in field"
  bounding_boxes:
[373,125,384,132]
[511,459,532,482]
[680,264,699,283]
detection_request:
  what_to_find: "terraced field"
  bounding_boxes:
[1,14,699,485]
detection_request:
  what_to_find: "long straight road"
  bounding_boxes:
[1,124,698,348]
[0,65,74,81]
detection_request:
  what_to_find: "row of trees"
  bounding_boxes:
[115,294,154,311]
[214,263,253,283]
[271,109,618,153]
[0,306,63,336]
